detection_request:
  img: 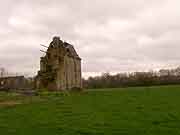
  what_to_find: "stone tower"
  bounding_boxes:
[36,36,82,90]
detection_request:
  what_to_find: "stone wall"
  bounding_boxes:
[36,36,82,91]
[0,76,29,91]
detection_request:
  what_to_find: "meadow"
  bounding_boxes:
[0,85,180,135]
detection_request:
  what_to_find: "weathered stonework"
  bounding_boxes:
[0,76,28,91]
[36,36,82,90]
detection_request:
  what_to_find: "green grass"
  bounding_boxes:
[0,85,180,135]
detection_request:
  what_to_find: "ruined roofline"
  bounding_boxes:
[66,44,81,60]
[64,42,81,60]
[41,36,81,60]
[52,37,82,60]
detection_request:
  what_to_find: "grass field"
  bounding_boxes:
[0,85,180,135]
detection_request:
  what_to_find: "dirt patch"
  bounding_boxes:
[0,101,22,107]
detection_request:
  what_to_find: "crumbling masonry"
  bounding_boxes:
[36,36,82,90]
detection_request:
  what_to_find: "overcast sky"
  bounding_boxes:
[0,0,180,77]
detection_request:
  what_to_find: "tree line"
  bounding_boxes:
[83,67,180,89]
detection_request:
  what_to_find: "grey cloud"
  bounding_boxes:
[0,0,180,77]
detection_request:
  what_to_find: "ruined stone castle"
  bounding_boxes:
[36,36,82,90]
